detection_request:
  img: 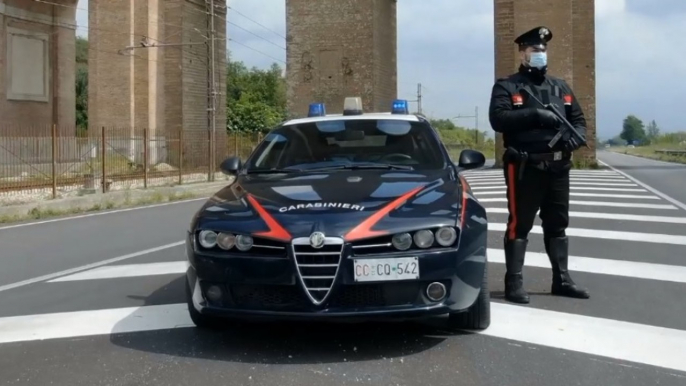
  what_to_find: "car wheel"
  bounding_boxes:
[446,262,491,331]
[185,278,225,329]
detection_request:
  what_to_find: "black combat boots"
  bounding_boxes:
[504,238,530,304]
[545,236,590,299]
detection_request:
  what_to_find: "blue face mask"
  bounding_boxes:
[529,52,547,69]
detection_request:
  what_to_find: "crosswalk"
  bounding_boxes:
[1,166,686,377]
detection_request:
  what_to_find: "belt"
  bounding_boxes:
[526,151,569,162]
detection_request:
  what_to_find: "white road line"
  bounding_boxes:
[485,207,686,224]
[465,176,628,182]
[1,302,685,374]
[0,304,193,345]
[48,262,188,282]
[489,222,686,245]
[478,198,677,210]
[471,186,648,192]
[475,191,659,200]
[487,248,686,283]
[0,198,208,231]
[468,181,637,187]
[464,170,618,176]
[0,241,185,293]
[481,303,686,374]
[599,160,686,212]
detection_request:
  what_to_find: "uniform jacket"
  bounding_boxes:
[488,65,587,154]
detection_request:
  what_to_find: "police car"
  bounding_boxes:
[184,97,491,331]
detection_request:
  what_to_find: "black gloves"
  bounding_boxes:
[564,137,582,152]
[536,108,562,129]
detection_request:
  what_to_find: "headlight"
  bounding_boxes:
[198,230,218,248]
[435,227,457,246]
[413,230,434,248]
[216,232,236,250]
[236,234,254,251]
[392,233,412,250]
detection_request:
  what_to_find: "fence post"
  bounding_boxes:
[143,128,148,189]
[207,130,212,182]
[101,126,106,193]
[178,128,183,185]
[51,123,57,199]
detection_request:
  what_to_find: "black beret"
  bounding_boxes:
[514,26,553,47]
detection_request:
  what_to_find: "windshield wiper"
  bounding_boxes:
[245,168,302,174]
[307,163,414,171]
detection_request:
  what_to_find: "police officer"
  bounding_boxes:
[488,26,590,304]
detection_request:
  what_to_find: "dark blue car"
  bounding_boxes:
[185,98,490,331]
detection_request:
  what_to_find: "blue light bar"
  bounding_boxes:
[391,99,409,114]
[308,103,326,117]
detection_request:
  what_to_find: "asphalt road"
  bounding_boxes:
[1,152,686,386]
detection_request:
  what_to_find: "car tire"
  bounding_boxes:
[446,262,491,331]
[185,278,225,329]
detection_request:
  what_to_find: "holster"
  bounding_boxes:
[504,147,528,180]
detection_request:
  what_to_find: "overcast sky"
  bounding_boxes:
[75,0,685,140]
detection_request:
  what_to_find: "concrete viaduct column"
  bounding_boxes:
[494,0,597,167]
[285,0,398,116]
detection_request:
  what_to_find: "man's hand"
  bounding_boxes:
[564,137,581,152]
[536,108,562,129]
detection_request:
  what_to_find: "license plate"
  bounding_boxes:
[353,257,419,282]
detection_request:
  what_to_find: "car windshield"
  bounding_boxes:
[244,118,447,172]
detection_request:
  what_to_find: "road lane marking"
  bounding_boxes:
[489,223,686,245]
[48,262,188,282]
[471,186,648,192]
[481,303,686,374]
[599,160,686,212]
[484,207,686,224]
[0,242,185,293]
[47,251,686,284]
[487,248,686,283]
[468,181,637,187]
[0,198,208,231]
[0,304,193,345]
[478,198,677,210]
[1,302,685,374]
[475,191,659,200]
[465,176,628,182]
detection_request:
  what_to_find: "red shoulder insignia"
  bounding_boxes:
[563,95,572,105]
[512,94,523,106]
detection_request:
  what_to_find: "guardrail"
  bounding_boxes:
[655,149,686,156]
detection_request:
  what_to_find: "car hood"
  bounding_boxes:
[193,169,464,241]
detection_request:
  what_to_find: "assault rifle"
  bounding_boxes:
[520,87,589,149]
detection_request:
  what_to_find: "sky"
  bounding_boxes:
[75,0,685,140]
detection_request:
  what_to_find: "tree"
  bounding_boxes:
[226,56,287,132]
[646,120,660,140]
[620,115,646,145]
[75,36,88,131]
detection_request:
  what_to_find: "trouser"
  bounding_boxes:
[501,155,589,302]
[503,158,570,240]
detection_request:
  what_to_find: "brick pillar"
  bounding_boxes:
[285,0,397,117]
[493,0,596,167]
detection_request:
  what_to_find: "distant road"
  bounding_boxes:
[598,150,686,210]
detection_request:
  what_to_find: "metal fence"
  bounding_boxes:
[0,125,263,203]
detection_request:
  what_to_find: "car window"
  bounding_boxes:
[245,119,447,171]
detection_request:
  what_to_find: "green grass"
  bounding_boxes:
[608,145,686,164]
[0,190,198,224]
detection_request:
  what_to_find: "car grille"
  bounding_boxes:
[291,236,343,305]
[328,283,420,308]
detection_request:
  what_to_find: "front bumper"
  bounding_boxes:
[185,231,487,321]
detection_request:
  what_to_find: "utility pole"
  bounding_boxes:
[417,83,422,114]
[207,0,217,181]
[452,106,480,145]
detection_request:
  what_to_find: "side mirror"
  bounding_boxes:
[219,156,242,175]
[457,149,486,170]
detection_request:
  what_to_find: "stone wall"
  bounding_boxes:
[285,0,397,117]
[493,0,596,167]
[0,0,77,135]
